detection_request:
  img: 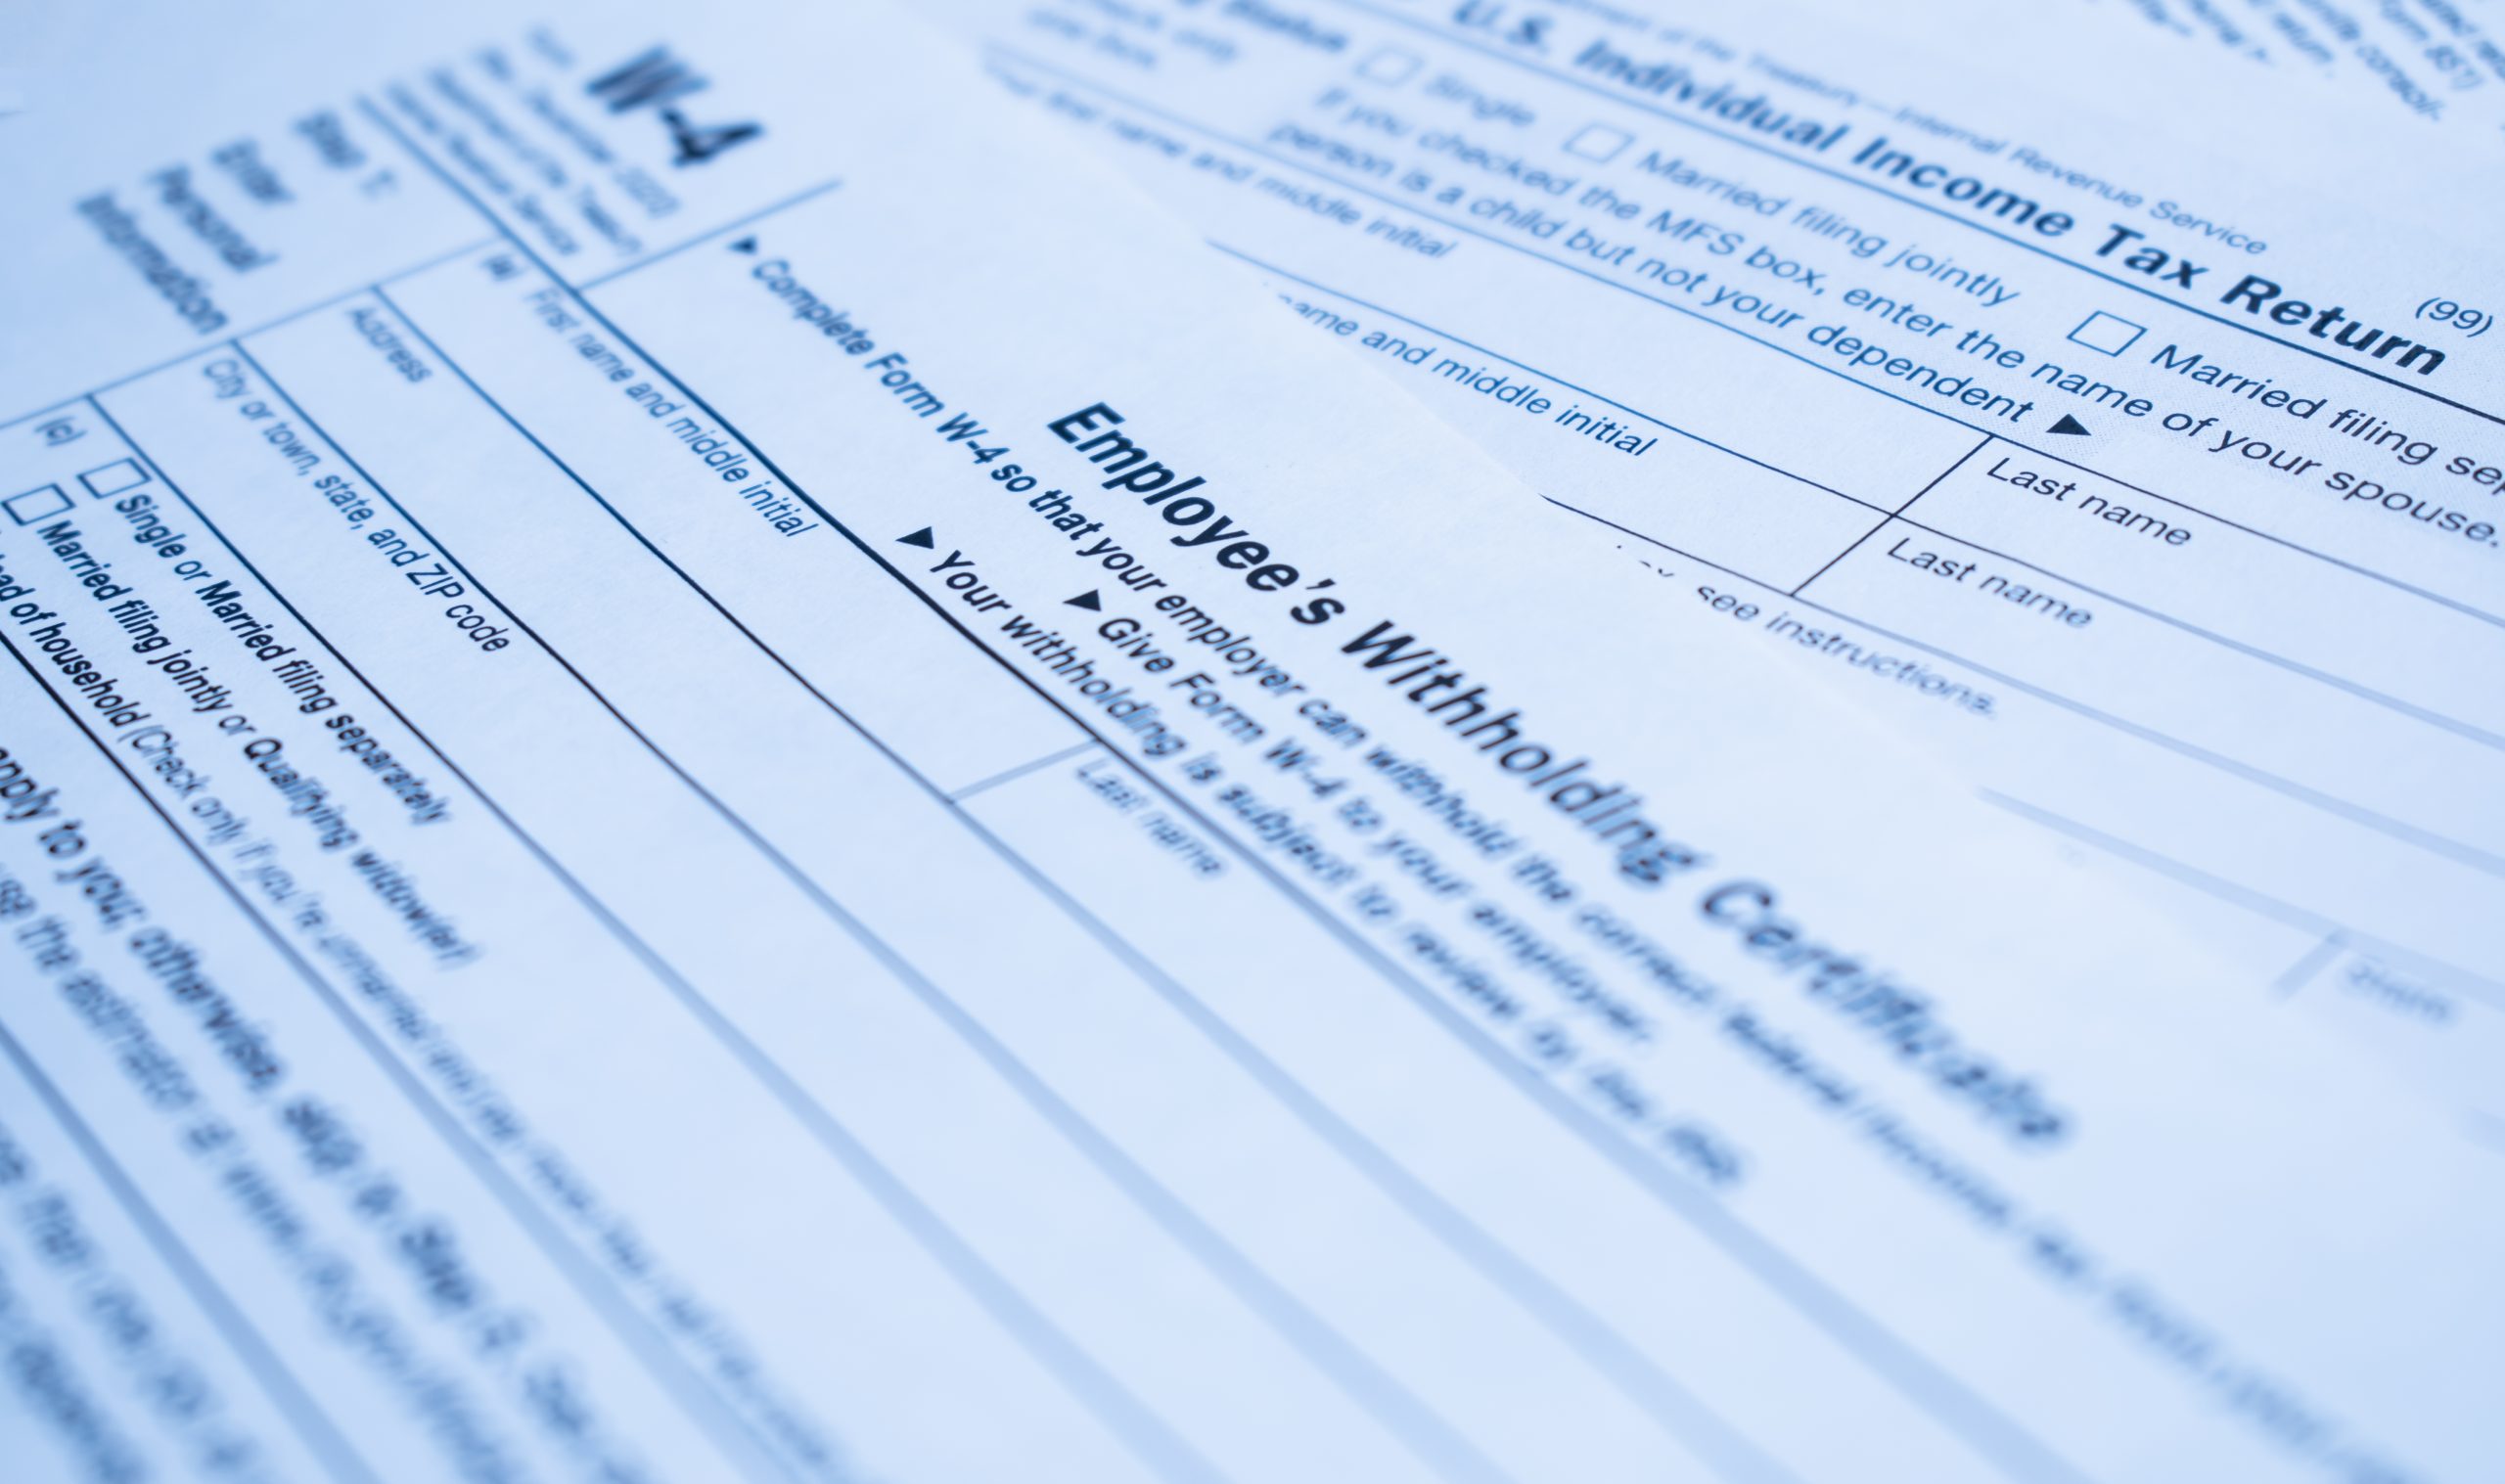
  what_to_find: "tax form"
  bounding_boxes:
[934,0,2505,1127]
[1,1,2500,1482]
[2068,0,2505,140]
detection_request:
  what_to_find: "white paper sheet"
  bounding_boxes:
[0,2,2497,1481]
[932,0,2505,1129]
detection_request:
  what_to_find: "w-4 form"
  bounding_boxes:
[0,2,2496,1483]
[937,0,2505,1133]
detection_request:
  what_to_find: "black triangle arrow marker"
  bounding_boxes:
[729,236,759,254]
[2049,414,2091,435]
[1065,590,1103,610]
[897,526,935,548]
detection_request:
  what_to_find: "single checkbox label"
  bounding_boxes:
[77,456,150,498]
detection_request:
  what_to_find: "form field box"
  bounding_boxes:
[1565,123,1632,162]
[1912,444,2505,739]
[1306,242,1981,507]
[5,484,70,525]
[1807,517,2504,857]
[1357,47,1421,84]
[2067,311,2145,357]
[1547,435,1884,594]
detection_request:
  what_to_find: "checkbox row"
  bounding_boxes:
[6,459,151,526]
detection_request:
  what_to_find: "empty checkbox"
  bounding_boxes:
[1565,123,1632,162]
[78,457,149,498]
[1358,47,1421,85]
[2068,311,2145,357]
[6,484,72,525]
